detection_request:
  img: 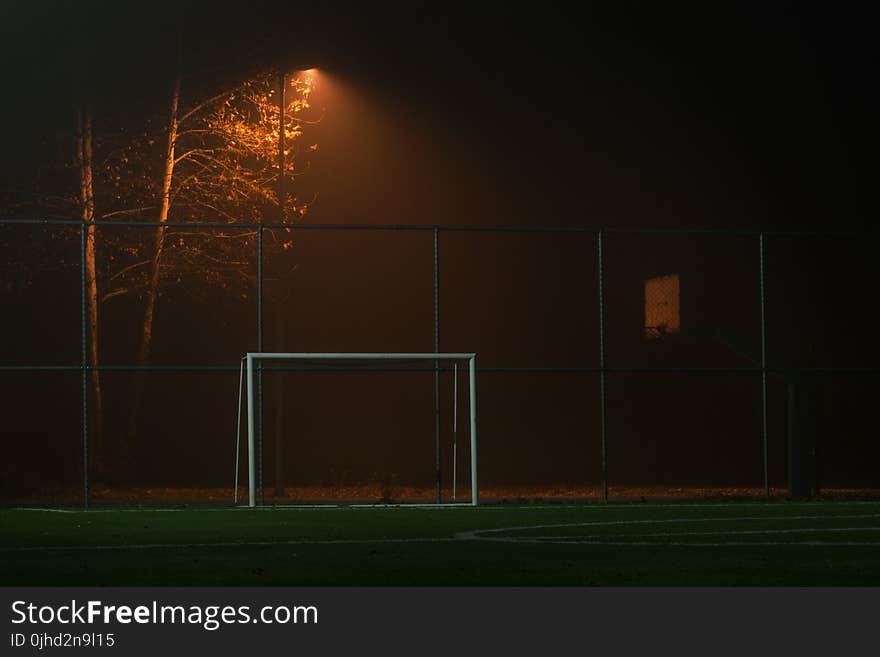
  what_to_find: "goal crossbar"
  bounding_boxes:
[242,352,479,507]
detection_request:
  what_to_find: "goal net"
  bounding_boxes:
[235,353,478,507]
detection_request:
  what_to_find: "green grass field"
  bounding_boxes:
[3,501,880,586]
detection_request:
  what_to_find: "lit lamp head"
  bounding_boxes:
[277,51,319,80]
[284,67,318,92]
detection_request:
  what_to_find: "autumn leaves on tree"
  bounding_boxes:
[71,55,318,476]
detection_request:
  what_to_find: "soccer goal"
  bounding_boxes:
[235,352,478,507]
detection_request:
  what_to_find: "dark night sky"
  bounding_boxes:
[1,1,876,230]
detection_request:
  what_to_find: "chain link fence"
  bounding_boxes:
[0,219,875,506]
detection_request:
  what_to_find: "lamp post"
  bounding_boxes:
[267,65,317,502]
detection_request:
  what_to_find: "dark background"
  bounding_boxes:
[2,1,877,229]
[0,2,876,501]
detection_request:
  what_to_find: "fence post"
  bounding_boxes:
[597,228,608,503]
[257,226,264,506]
[80,222,89,509]
[759,232,769,497]
[433,226,441,503]
[247,354,256,507]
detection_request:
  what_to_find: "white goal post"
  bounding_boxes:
[240,352,479,507]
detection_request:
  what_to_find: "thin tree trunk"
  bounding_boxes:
[274,311,285,498]
[127,67,181,453]
[76,106,104,474]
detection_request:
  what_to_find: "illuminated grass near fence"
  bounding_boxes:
[3,502,880,586]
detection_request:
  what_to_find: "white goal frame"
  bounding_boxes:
[242,352,479,507]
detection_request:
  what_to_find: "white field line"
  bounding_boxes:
[454,513,880,541]
[6,505,472,514]
[505,541,880,547]
[5,514,880,552]
[524,526,880,541]
[8,500,880,514]
[4,537,459,552]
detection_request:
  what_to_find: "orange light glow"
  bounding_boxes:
[298,68,318,83]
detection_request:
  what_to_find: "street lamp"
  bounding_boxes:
[272,65,317,499]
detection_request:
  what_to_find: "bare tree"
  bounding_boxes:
[75,105,105,470]
[116,54,319,452]
[1,29,321,483]
[124,57,182,454]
